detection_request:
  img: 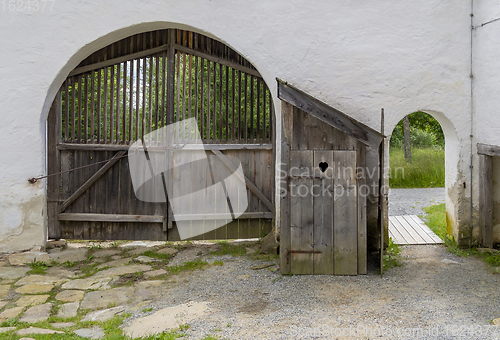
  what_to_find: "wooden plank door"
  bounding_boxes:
[288,150,359,275]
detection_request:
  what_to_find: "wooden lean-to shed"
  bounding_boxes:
[277,80,385,275]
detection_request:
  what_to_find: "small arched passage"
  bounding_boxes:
[46,28,276,241]
[386,110,459,244]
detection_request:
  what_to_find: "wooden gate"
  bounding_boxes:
[287,150,359,275]
[47,29,274,241]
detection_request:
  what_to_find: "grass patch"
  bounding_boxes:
[27,260,52,275]
[143,250,171,261]
[168,259,209,274]
[211,241,246,257]
[383,238,403,271]
[422,203,447,239]
[389,147,444,188]
[212,260,224,266]
[422,203,500,269]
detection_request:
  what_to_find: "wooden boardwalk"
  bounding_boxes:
[389,215,443,245]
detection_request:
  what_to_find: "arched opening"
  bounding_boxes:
[46,28,276,241]
[387,110,456,248]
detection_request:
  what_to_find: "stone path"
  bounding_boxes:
[0,239,232,339]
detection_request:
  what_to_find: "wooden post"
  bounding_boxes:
[47,90,63,239]
[479,155,493,248]
[379,108,385,275]
[166,29,176,231]
[402,116,411,163]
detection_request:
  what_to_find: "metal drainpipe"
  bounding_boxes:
[469,0,474,247]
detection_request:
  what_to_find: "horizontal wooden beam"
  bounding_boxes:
[58,212,272,222]
[174,44,262,78]
[477,143,500,157]
[69,44,169,77]
[173,212,273,221]
[58,213,164,223]
[58,143,273,151]
[277,79,384,148]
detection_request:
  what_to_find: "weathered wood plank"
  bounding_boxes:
[289,150,314,274]
[394,216,427,244]
[313,150,334,275]
[477,143,500,157]
[279,138,291,274]
[357,143,367,274]
[479,154,493,248]
[277,80,383,147]
[333,150,358,275]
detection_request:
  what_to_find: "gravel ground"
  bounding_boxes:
[389,188,445,216]
[122,242,500,340]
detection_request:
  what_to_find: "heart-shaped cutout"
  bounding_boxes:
[319,162,328,173]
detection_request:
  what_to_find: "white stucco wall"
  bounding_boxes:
[0,0,482,250]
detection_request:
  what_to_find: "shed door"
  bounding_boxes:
[288,150,359,275]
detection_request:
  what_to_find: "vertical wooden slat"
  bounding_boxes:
[136,58,141,141]
[188,54,193,126]
[148,55,153,136]
[115,63,121,143]
[250,76,254,142]
[256,78,260,142]
[333,150,358,275]
[160,51,166,133]
[200,58,205,140]
[129,59,134,143]
[47,90,62,239]
[97,71,102,143]
[206,60,211,143]
[167,29,175,127]
[244,74,248,143]
[142,57,146,138]
[289,150,314,274]
[357,144,367,274]
[71,79,76,142]
[238,71,242,141]
[64,81,69,142]
[90,71,95,143]
[181,52,187,141]
[154,55,160,139]
[263,87,267,143]
[269,92,273,143]
[213,63,218,143]
[479,155,493,248]
[122,61,127,144]
[194,56,199,134]
[225,66,229,142]
[103,69,108,144]
[176,52,181,140]
[109,66,115,143]
[219,64,223,142]
[231,68,235,143]
[83,74,89,143]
